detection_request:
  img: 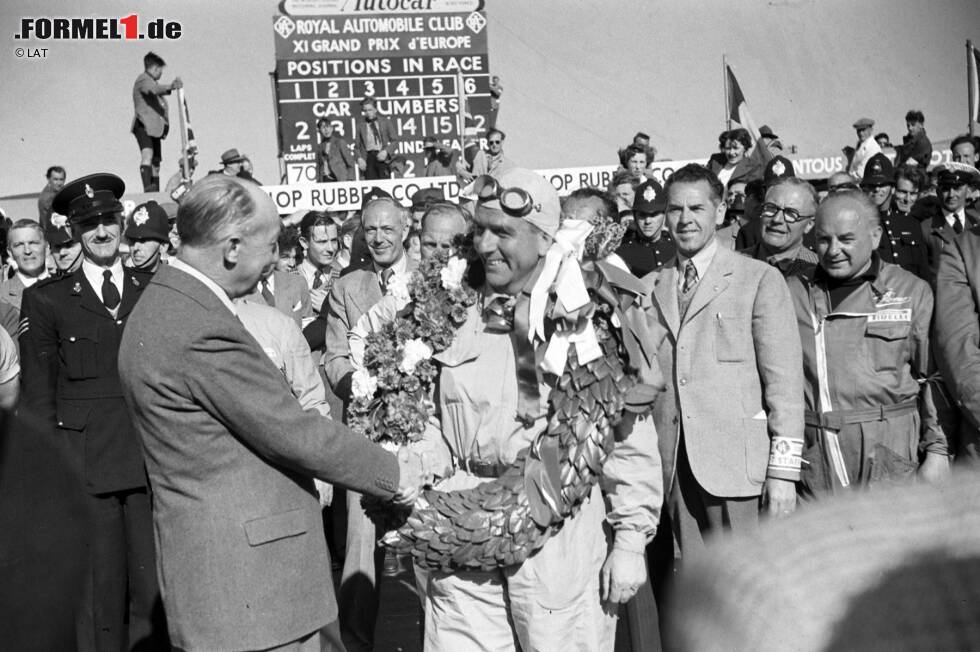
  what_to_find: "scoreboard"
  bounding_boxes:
[272,0,492,184]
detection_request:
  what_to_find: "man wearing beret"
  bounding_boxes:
[615,179,675,277]
[861,153,930,282]
[847,117,882,181]
[19,173,165,650]
[125,200,171,274]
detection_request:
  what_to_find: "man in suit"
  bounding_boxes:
[322,196,417,652]
[645,164,804,555]
[19,173,165,650]
[354,97,398,180]
[117,175,421,651]
[3,219,50,310]
[925,167,980,278]
[297,211,342,319]
[131,51,181,192]
[935,223,980,463]
[317,119,356,182]
[242,265,312,329]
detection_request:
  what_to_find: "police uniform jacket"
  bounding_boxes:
[877,209,930,283]
[615,230,675,277]
[19,266,152,494]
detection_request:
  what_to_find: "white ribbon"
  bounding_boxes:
[528,219,603,376]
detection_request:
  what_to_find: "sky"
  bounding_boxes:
[1,0,979,201]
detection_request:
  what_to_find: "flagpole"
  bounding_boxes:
[723,54,731,131]
[969,40,977,138]
[177,87,189,182]
[456,71,466,139]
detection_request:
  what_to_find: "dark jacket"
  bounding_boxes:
[19,266,153,494]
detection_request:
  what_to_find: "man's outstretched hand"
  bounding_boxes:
[393,447,429,507]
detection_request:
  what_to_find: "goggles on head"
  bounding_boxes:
[472,175,539,218]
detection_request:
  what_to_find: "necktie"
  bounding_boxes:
[260,279,275,307]
[102,269,120,310]
[380,267,394,293]
[953,216,964,235]
[312,270,324,290]
[682,261,699,294]
[483,295,516,332]
[369,120,381,148]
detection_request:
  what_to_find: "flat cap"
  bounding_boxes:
[853,117,875,129]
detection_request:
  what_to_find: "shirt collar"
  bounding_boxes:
[373,252,407,278]
[81,257,122,289]
[169,257,238,316]
[16,270,49,287]
[814,252,881,286]
[944,207,965,227]
[675,236,717,279]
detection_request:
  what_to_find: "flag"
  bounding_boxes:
[726,64,760,143]
[969,41,980,127]
[179,89,197,159]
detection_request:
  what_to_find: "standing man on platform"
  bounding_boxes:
[847,117,882,181]
[646,164,805,555]
[37,165,66,229]
[317,119,356,182]
[132,52,181,192]
[19,173,165,650]
[355,97,398,180]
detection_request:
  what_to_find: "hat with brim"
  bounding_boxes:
[861,153,894,187]
[52,172,125,225]
[759,125,779,139]
[125,200,170,242]
[937,163,980,188]
[632,180,667,215]
[220,148,246,165]
[411,187,445,211]
[44,225,73,246]
[853,118,875,130]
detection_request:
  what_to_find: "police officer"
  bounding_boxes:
[615,179,675,276]
[19,173,166,650]
[125,199,170,273]
[862,152,930,282]
[45,222,83,276]
[786,191,949,496]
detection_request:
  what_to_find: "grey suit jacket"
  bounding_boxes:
[118,264,400,650]
[242,270,312,328]
[1,276,28,311]
[935,226,980,460]
[644,245,804,498]
[323,258,418,398]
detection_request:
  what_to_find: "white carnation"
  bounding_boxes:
[440,256,467,291]
[386,273,411,309]
[351,368,378,400]
[399,338,433,374]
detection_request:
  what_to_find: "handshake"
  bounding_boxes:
[393,446,436,507]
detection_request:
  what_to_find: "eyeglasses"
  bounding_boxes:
[471,175,537,217]
[487,140,502,145]
[759,202,814,223]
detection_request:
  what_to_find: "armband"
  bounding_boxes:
[768,437,804,473]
